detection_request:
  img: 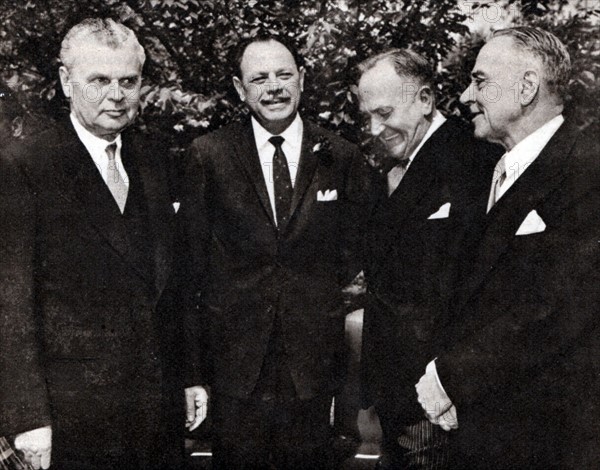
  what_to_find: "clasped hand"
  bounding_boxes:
[14,425,52,469]
[415,370,458,432]
[185,385,209,431]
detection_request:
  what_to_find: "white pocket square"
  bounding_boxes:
[428,202,451,220]
[173,202,180,213]
[516,210,546,235]
[317,189,338,201]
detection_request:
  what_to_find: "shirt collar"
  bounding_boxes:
[70,113,122,155]
[407,110,447,164]
[504,114,564,179]
[251,113,303,150]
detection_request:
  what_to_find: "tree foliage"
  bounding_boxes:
[0,0,597,150]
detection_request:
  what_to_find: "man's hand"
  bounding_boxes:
[415,366,458,432]
[14,426,52,469]
[185,385,209,431]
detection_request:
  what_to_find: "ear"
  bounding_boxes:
[233,76,245,102]
[520,70,539,106]
[59,66,72,99]
[298,66,305,92]
[417,85,434,115]
[11,116,23,138]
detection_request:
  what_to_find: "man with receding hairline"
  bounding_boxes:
[416,26,600,468]
[180,34,370,469]
[0,18,183,469]
[357,48,499,469]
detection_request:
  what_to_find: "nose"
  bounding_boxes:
[460,83,474,105]
[265,72,284,95]
[369,116,384,137]
[108,80,125,102]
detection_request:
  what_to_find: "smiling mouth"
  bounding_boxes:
[262,97,290,106]
[383,133,401,142]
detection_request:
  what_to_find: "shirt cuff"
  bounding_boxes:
[426,358,450,399]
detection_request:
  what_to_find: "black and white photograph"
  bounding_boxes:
[1,1,598,469]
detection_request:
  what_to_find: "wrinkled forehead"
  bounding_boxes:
[358,65,415,111]
[239,40,298,77]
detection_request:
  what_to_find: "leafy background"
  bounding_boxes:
[1,0,598,153]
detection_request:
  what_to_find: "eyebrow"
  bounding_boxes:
[471,71,487,80]
[361,105,393,114]
[249,68,294,78]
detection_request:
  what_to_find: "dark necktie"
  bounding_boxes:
[269,136,293,226]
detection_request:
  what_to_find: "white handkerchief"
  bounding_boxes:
[428,202,451,220]
[516,209,546,236]
[317,189,338,201]
[173,202,180,213]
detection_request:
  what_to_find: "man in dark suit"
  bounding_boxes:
[357,49,499,469]
[181,35,369,469]
[0,18,183,470]
[416,27,600,468]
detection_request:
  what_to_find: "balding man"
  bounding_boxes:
[0,18,183,469]
[416,26,600,468]
[180,35,369,469]
[357,49,499,469]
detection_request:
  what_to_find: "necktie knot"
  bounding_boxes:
[487,153,508,212]
[494,154,506,185]
[105,143,117,161]
[269,136,285,149]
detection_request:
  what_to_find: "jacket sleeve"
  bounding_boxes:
[177,138,214,388]
[0,151,51,436]
[340,144,374,287]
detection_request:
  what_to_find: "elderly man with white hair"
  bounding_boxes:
[416,26,600,468]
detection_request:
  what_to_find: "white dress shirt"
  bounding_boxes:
[494,114,564,203]
[251,114,303,221]
[70,114,129,186]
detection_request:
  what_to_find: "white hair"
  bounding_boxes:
[60,18,146,70]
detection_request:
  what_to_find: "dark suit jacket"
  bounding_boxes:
[0,121,183,468]
[361,117,500,423]
[437,121,600,468]
[179,118,370,400]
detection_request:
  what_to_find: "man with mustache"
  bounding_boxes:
[180,35,369,469]
[357,49,499,468]
[416,26,600,468]
[0,18,183,470]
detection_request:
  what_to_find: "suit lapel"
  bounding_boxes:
[287,121,319,229]
[368,121,452,277]
[52,123,132,261]
[229,121,276,227]
[458,121,577,310]
[388,120,456,226]
[122,133,174,294]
